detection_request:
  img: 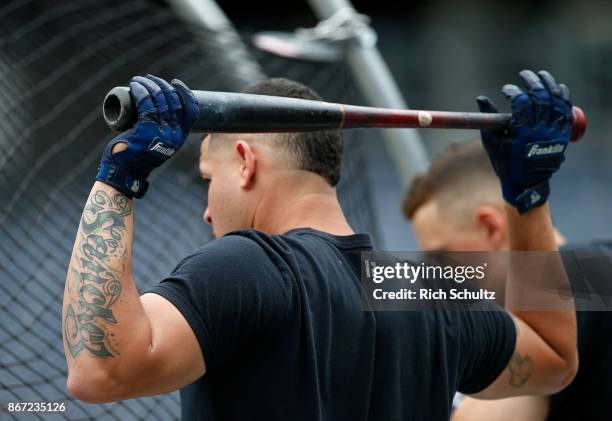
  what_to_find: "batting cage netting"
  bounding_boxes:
[0,0,382,419]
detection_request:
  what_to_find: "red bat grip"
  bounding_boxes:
[103,87,587,141]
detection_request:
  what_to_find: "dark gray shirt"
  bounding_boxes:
[150,228,515,421]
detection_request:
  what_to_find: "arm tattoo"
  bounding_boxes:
[63,190,132,359]
[507,314,533,388]
[508,350,534,388]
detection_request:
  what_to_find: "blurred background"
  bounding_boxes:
[228,0,612,248]
[0,0,610,419]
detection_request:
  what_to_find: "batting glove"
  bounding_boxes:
[477,70,572,214]
[96,74,199,199]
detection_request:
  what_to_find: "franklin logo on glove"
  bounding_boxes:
[526,142,566,158]
[148,139,177,157]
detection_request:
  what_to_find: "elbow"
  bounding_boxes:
[558,352,579,390]
[67,376,100,404]
[547,351,579,394]
[67,369,120,403]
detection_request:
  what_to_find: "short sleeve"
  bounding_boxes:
[457,304,517,394]
[147,234,294,372]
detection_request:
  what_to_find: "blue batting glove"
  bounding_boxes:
[96,74,199,198]
[477,70,573,214]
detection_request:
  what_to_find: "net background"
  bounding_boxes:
[0,0,381,419]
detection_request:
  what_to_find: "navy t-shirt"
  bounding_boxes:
[149,228,515,420]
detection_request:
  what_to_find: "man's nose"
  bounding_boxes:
[203,207,212,225]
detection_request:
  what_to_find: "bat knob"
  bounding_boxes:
[571,106,587,142]
[103,86,135,132]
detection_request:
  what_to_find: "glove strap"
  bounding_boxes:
[515,181,550,214]
[96,162,149,199]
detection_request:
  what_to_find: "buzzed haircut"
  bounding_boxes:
[403,140,500,220]
[245,78,343,186]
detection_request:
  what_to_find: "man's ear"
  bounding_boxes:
[235,140,256,188]
[475,205,508,250]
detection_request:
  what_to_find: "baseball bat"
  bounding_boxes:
[103,86,587,141]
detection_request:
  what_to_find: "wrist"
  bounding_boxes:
[91,180,133,199]
[504,202,558,251]
[501,180,550,214]
[96,160,148,199]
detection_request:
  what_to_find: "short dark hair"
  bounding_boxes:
[245,78,343,186]
[402,140,499,220]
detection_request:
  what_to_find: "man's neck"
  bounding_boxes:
[252,173,354,236]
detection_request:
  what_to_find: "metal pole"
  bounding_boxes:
[307,0,429,186]
[167,0,266,89]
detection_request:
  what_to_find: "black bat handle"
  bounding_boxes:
[103,87,344,133]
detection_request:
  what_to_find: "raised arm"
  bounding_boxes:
[471,70,578,398]
[62,75,204,402]
[473,203,577,398]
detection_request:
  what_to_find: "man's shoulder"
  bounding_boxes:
[167,230,290,289]
[177,228,300,275]
[205,229,267,251]
[188,229,275,264]
[179,227,372,279]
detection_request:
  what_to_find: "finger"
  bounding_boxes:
[132,75,168,123]
[502,84,524,100]
[172,79,199,131]
[537,70,561,97]
[538,71,572,132]
[559,84,571,103]
[128,80,156,118]
[146,74,180,126]
[520,69,551,127]
[477,96,506,142]
[501,83,532,130]
[519,69,545,93]
[476,96,499,113]
[556,83,573,135]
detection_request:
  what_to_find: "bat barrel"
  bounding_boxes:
[341,105,586,142]
[341,105,510,130]
[102,87,587,141]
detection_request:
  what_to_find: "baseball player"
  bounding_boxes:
[62,72,577,420]
[403,140,612,419]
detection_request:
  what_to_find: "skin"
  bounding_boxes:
[199,133,353,238]
[452,395,549,421]
[411,195,568,421]
[465,202,577,400]
[62,132,353,402]
[411,196,566,252]
[411,199,508,252]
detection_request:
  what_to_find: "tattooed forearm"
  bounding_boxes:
[63,190,132,359]
[508,350,534,388]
